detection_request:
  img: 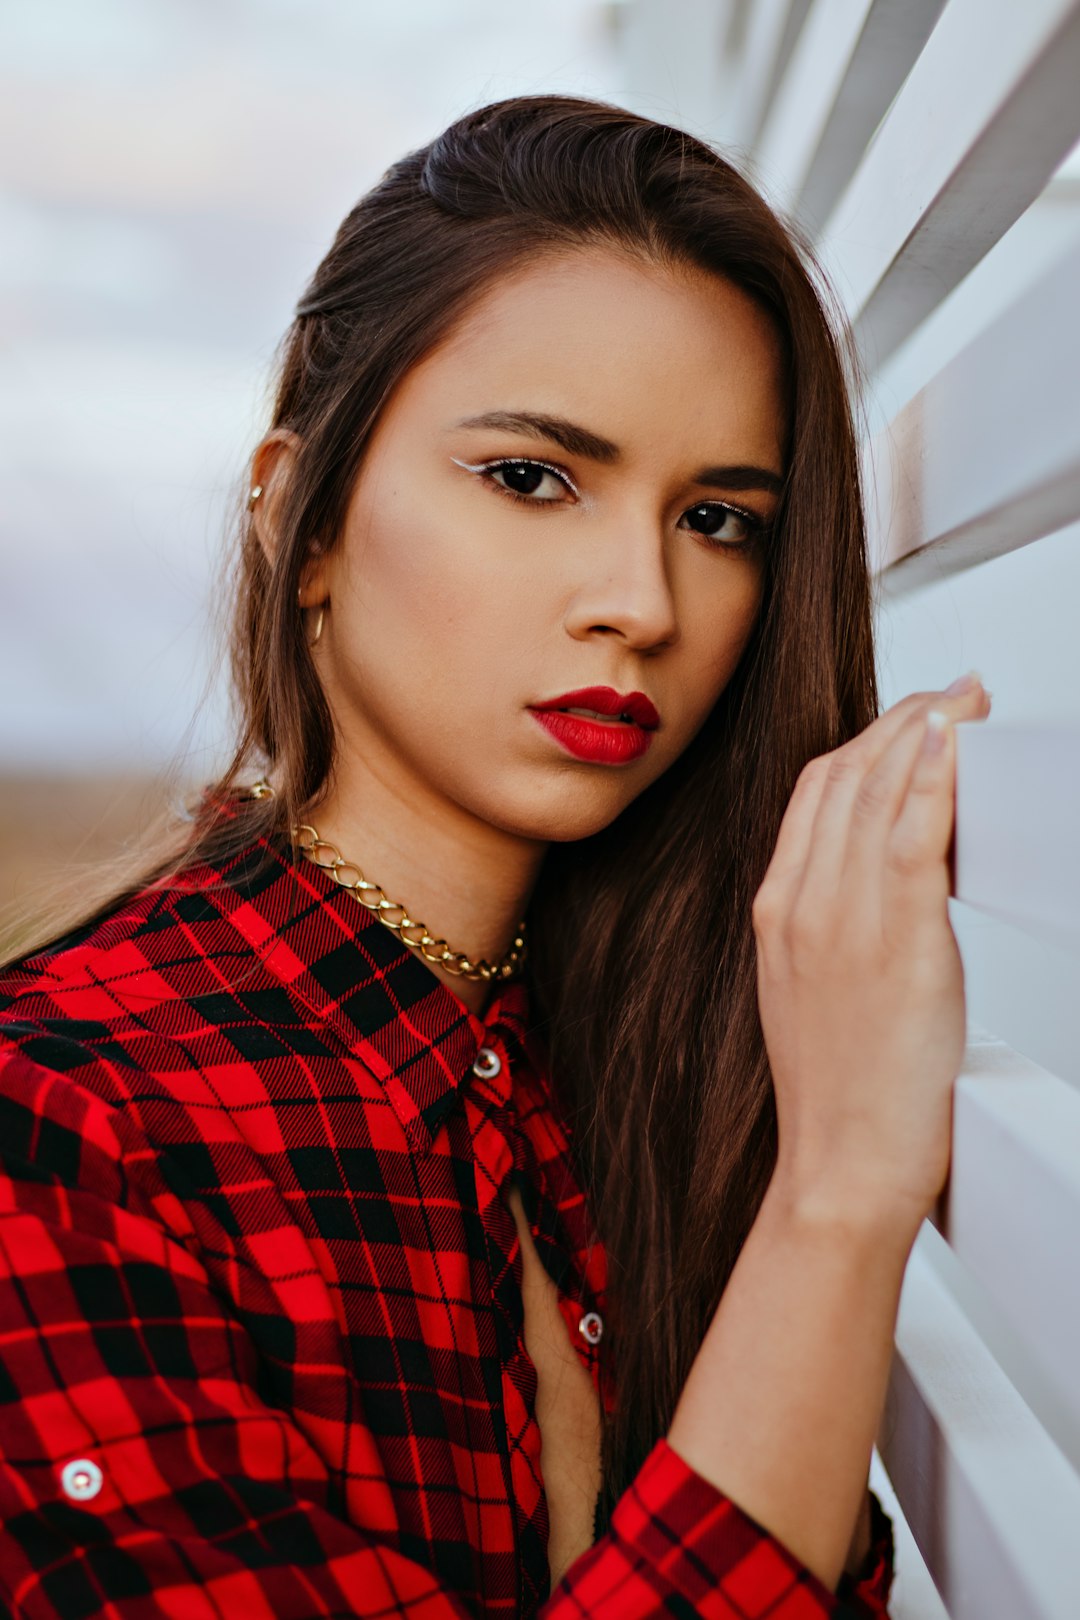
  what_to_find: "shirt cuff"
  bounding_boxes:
[836,1487,895,1613]
[608,1436,895,1618]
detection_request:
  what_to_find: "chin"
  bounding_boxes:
[482,779,648,845]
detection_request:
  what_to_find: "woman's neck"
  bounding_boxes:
[306,756,547,1018]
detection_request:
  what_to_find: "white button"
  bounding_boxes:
[579,1310,604,1346]
[472,1046,502,1079]
[61,1459,103,1501]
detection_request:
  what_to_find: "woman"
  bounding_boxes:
[0,95,989,1617]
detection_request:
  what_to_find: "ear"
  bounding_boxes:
[249,427,302,568]
[249,428,330,607]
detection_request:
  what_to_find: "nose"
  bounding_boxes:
[562,510,678,652]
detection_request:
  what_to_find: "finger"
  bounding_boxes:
[883,710,959,931]
[841,707,956,901]
[852,682,989,777]
[758,755,831,896]
[797,706,931,911]
[790,682,986,904]
[760,683,987,900]
[762,702,925,891]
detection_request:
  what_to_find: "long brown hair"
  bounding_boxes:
[7,95,876,1525]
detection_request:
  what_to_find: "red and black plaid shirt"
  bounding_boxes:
[0,802,893,1617]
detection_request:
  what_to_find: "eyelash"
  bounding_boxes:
[465,456,771,551]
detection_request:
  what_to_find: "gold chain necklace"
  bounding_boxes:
[248,779,527,982]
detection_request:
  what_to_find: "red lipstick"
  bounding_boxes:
[528,686,660,764]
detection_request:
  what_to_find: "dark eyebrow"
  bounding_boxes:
[453,410,620,463]
[693,465,784,497]
[452,409,784,495]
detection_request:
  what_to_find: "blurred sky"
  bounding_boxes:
[1,0,625,774]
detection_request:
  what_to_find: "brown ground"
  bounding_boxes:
[0,773,181,959]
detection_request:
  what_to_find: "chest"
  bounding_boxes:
[505,1181,603,1590]
[196,1060,611,1618]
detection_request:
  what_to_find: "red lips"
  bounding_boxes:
[529,687,660,729]
[527,686,660,764]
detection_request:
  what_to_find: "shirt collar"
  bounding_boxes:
[193,814,533,1153]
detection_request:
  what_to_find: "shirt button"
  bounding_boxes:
[579,1310,604,1346]
[60,1459,103,1501]
[472,1046,502,1079]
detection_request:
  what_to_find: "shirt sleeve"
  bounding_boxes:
[557,1438,894,1618]
[0,1047,892,1620]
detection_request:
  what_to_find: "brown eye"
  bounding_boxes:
[681,502,765,548]
[489,461,568,501]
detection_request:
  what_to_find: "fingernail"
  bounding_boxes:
[922,710,950,755]
[945,671,982,695]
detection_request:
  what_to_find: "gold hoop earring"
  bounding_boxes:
[247,485,263,512]
[299,592,325,648]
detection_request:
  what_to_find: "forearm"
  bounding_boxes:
[666,1173,916,1592]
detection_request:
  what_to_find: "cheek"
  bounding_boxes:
[338,486,492,663]
[365,513,473,628]
[329,489,536,744]
[346,485,563,707]
[678,566,764,712]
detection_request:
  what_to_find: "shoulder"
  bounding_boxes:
[4,884,195,1079]
[0,882,170,1098]
[0,829,291,1108]
[0,830,316,1238]
[0,872,218,1210]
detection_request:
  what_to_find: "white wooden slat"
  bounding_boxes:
[755,0,945,222]
[880,1229,1080,1620]
[798,0,948,228]
[927,1145,1080,1480]
[952,904,1080,1095]
[941,1038,1080,1434]
[720,0,805,150]
[869,1449,949,1620]
[867,168,1080,444]
[820,0,1080,363]
[953,723,1080,956]
[865,240,1080,589]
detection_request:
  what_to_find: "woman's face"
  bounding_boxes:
[298,245,785,844]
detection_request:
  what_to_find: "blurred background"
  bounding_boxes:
[0,0,630,941]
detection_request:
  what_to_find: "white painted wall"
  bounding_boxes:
[615,2,1080,1613]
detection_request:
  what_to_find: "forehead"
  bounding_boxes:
[386,245,787,472]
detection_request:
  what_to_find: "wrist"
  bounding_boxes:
[669,1165,910,1592]
[764,1162,925,1268]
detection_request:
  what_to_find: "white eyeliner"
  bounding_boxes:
[449,455,582,498]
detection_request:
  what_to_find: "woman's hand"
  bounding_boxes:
[751,676,992,1236]
[666,682,991,1589]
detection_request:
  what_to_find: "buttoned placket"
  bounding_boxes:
[468,1034,605,1363]
[464,1024,555,1612]
[465,1019,610,1613]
